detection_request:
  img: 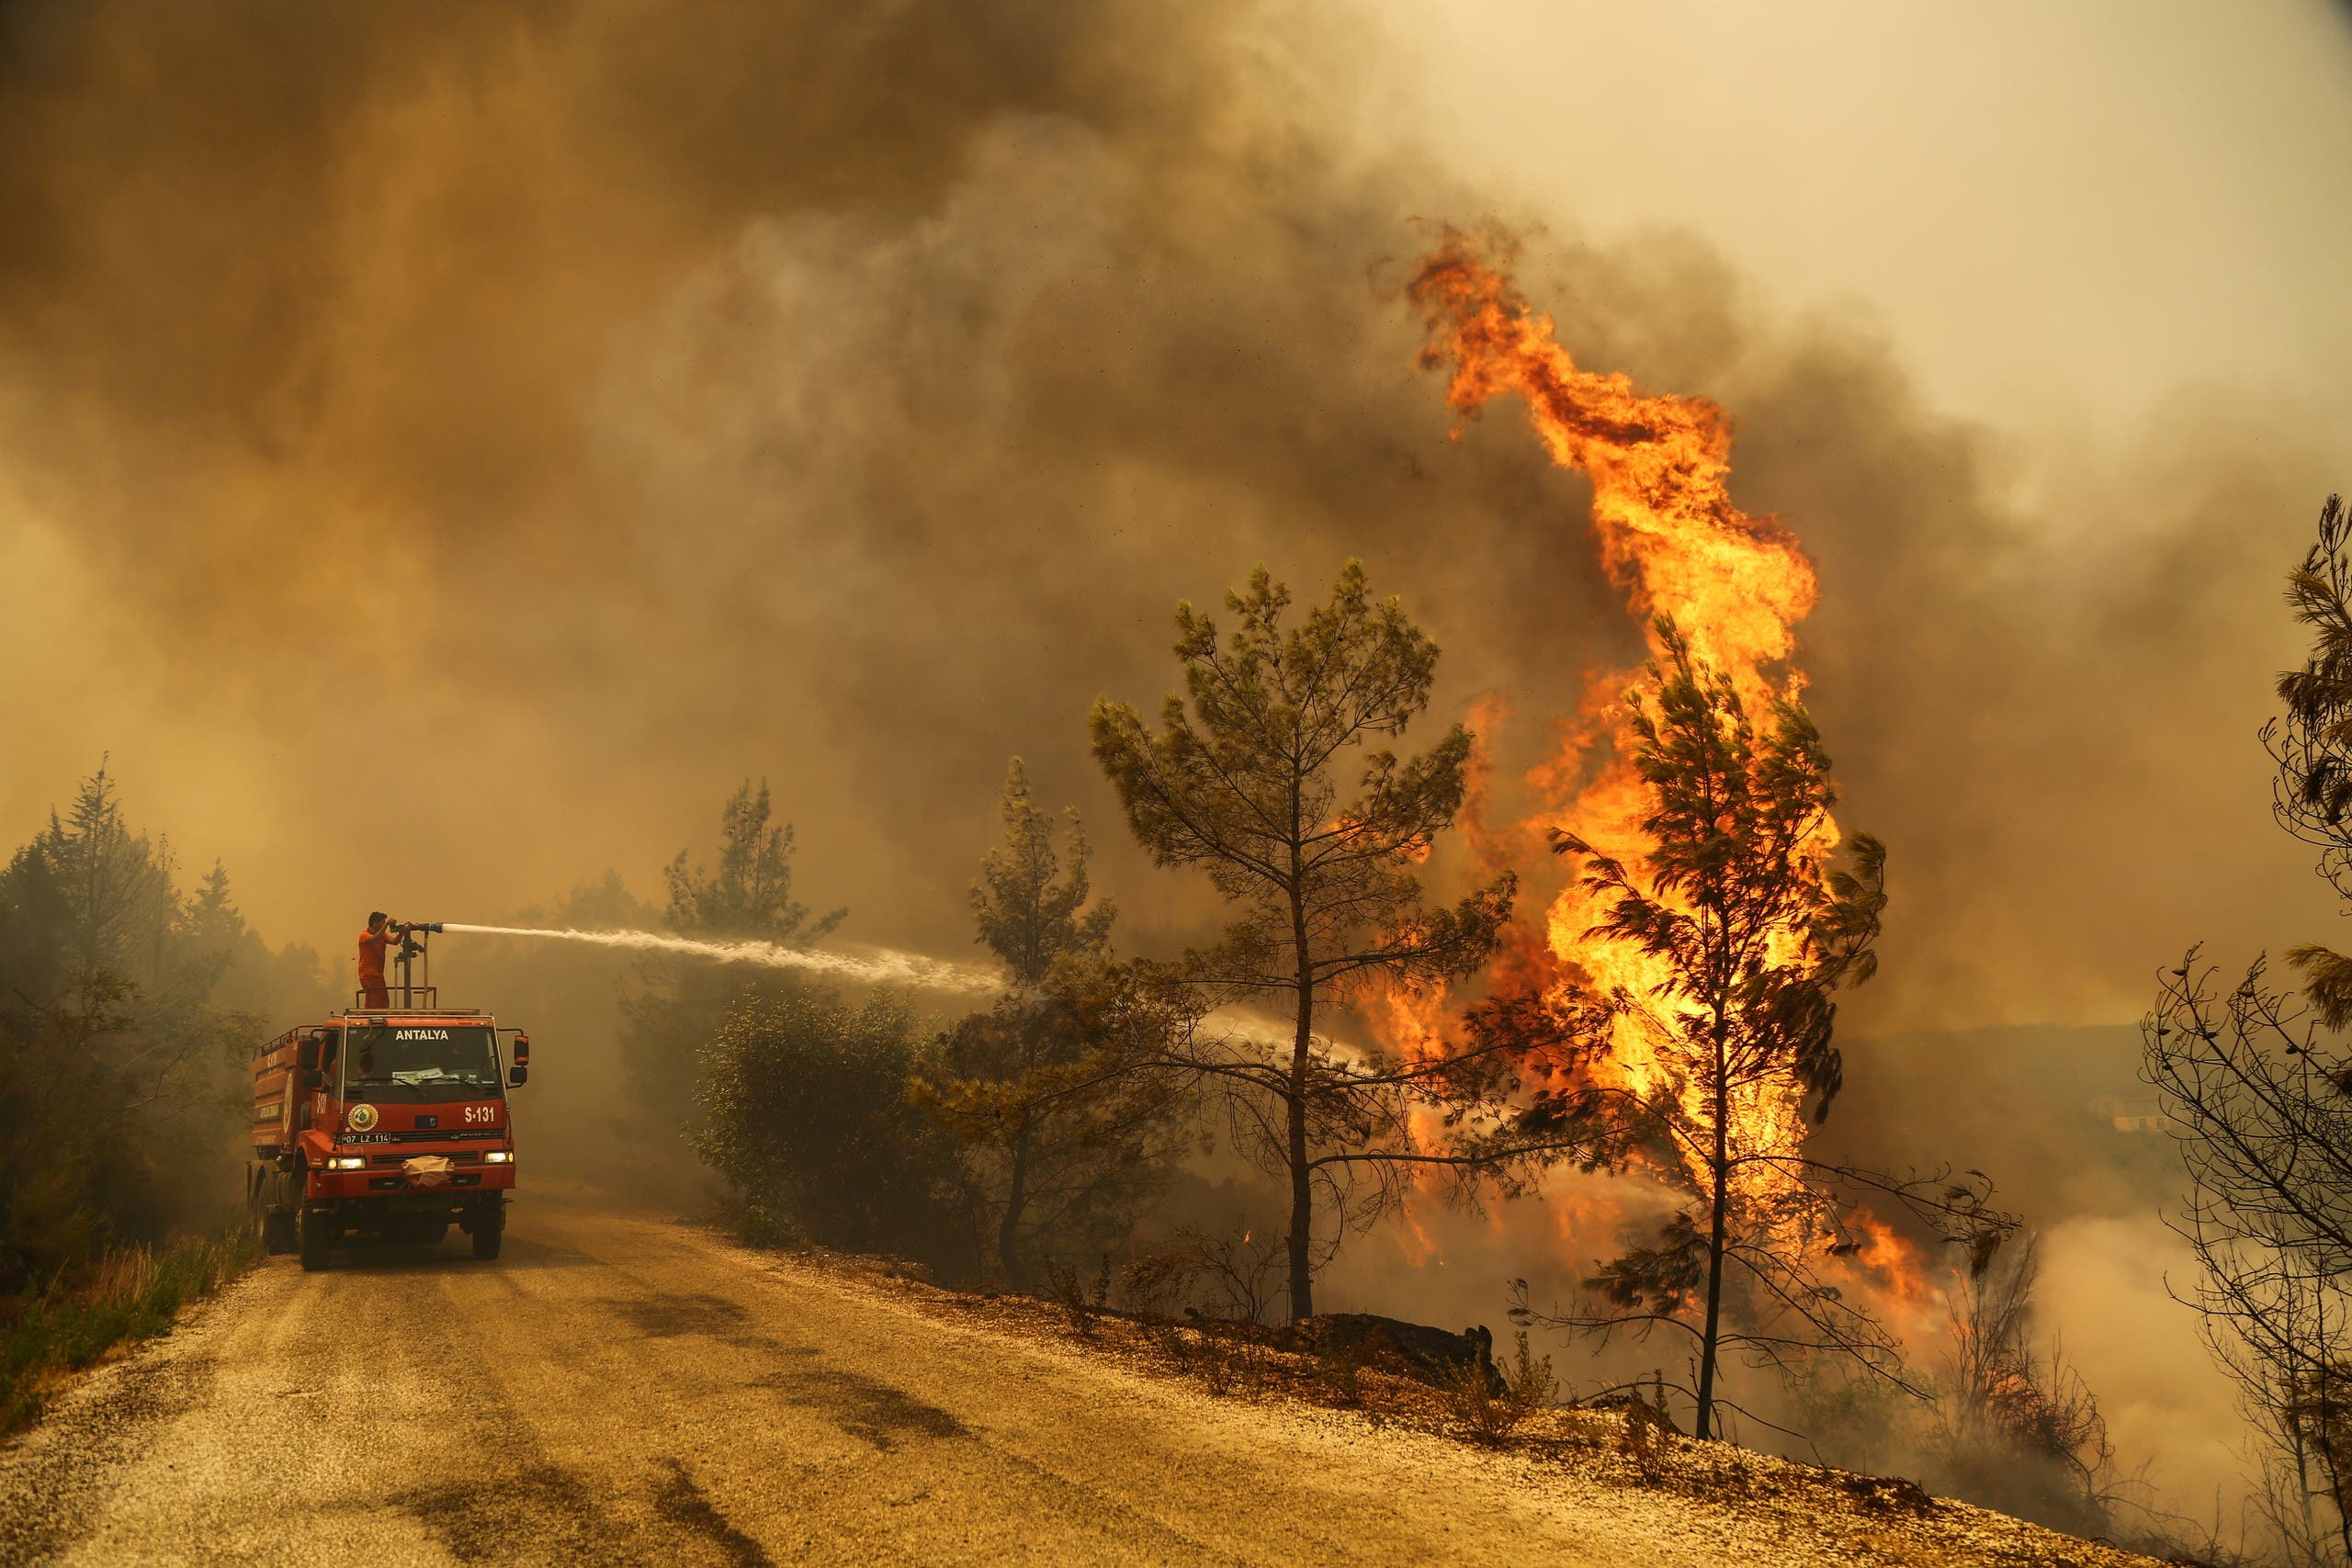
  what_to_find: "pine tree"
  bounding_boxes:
[1091,562,1513,1319]
[625,781,845,1133]
[968,760,1114,987]
[2148,493,2352,1558]
[186,862,243,949]
[662,780,845,943]
[39,764,171,989]
[913,761,1192,1288]
[1538,620,1893,1439]
[0,768,261,1287]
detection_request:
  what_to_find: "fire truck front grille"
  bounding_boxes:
[371,1151,486,1168]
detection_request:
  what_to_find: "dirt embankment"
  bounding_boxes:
[798,1247,2177,1568]
[0,1189,2170,1567]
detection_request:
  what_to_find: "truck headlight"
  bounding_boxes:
[484,1151,512,1164]
[328,1156,366,1170]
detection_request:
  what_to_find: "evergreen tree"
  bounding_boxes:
[695,988,970,1266]
[912,761,1194,1287]
[623,781,844,1132]
[0,768,264,1288]
[42,765,174,992]
[1528,620,1903,1439]
[2272,494,2352,1028]
[2148,493,2352,1559]
[186,862,242,952]
[661,780,844,942]
[1091,563,1513,1319]
[968,760,1114,987]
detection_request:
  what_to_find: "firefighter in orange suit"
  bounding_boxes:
[358,911,399,1009]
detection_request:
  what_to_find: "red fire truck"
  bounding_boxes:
[246,922,531,1271]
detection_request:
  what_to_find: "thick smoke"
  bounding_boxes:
[0,0,2331,1032]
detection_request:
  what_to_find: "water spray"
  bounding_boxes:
[408,923,1330,1045]
[435,924,1004,996]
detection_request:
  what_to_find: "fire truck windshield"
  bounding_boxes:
[339,1024,502,1103]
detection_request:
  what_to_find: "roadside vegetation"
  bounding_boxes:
[1,1227,259,1435]
[910,761,1200,1291]
[2148,494,2352,1565]
[0,767,322,1436]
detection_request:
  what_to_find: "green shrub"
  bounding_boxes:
[1,1226,260,1435]
[693,988,975,1271]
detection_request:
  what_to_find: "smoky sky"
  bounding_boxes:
[0,0,2338,1032]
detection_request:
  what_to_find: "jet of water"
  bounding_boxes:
[436,924,1004,996]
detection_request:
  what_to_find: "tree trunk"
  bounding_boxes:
[1287,882,1316,1322]
[1286,996,1314,1322]
[1695,1030,1731,1441]
[999,1123,1031,1291]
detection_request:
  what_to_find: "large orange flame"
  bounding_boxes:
[1403,231,1904,1288]
[1408,235,1817,701]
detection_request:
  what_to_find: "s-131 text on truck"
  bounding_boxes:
[246,921,533,1271]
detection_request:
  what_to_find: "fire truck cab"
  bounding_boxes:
[247,939,531,1271]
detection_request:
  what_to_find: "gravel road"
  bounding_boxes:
[0,1188,2087,1567]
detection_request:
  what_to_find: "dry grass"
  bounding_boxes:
[1434,1327,1562,1443]
[1044,1256,1112,1337]
[1310,1338,1367,1408]
[1618,1395,1674,1483]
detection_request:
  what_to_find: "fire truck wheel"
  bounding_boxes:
[469,1203,503,1261]
[261,1205,297,1256]
[297,1207,334,1272]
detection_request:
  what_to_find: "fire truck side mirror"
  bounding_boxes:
[296,1036,322,1072]
[302,1068,325,1089]
[508,1065,528,1087]
[512,1032,530,1067]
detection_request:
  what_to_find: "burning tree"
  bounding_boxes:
[1090,562,1516,1319]
[1512,623,1927,1440]
[2145,493,2352,1564]
[1408,234,2005,1443]
[1931,1232,2125,1538]
[912,761,1198,1289]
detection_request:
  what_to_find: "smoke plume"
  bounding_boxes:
[0,0,2331,1035]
